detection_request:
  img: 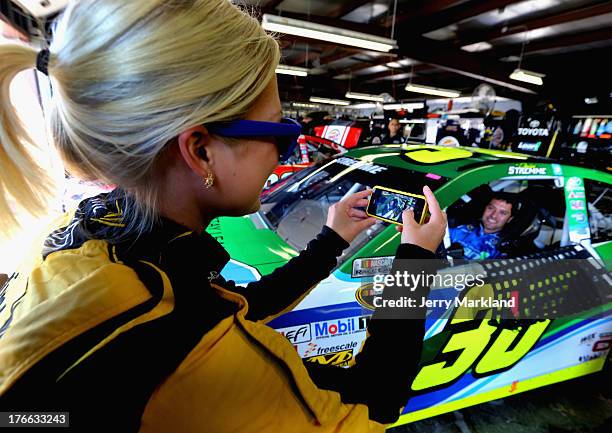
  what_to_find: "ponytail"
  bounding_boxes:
[0,43,55,238]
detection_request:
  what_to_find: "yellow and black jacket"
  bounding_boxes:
[0,190,433,432]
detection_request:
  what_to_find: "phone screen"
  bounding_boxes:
[367,187,427,225]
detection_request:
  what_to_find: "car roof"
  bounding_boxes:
[344,143,545,179]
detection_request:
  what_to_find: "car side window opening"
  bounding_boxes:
[584,180,612,243]
[446,178,567,259]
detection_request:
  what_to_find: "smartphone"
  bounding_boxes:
[366,186,428,225]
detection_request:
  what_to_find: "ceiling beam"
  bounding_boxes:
[288,47,325,67]
[395,32,538,94]
[331,0,373,19]
[381,0,469,26]
[335,55,398,76]
[319,50,358,65]
[458,1,612,46]
[492,27,612,58]
[263,0,284,14]
[387,0,524,34]
[276,74,362,100]
[352,64,437,83]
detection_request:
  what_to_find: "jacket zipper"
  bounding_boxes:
[208,271,219,282]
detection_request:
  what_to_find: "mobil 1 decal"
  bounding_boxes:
[312,315,370,340]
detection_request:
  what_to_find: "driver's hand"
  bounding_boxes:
[397,185,447,253]
[326,189,377,243]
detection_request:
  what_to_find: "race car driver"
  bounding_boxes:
[449,193,515,259]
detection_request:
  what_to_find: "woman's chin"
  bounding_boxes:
[248,198,261,213]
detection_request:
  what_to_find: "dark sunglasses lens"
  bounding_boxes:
[279,137,300,161]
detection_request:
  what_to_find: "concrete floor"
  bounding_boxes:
[390,359,611,433]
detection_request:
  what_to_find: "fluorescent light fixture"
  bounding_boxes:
[509,68,545,86]
[405,84,461,98]
[461,42,493,52]
[309,96,350,106]
[276,65,309,76]
[292,102,320,108]
[399,119,426,124]
[348,103,378,109]
[386,61,403,68]
[584,97,598,105]
[345,92,385,102]
[262,14,398,52]
[383,102,425,110]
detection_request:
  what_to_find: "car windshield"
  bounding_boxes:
[260,156,448,263]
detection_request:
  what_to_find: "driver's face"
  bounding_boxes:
[482,199,513,234]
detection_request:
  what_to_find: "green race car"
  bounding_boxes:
[208,144,612,427]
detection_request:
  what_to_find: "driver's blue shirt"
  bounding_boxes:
[449,224,503,260]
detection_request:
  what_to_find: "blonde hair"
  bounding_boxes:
[0,0,280,238]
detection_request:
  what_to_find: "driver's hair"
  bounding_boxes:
[0,0,280,238]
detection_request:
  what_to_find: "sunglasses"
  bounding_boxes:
[207,117,302,161]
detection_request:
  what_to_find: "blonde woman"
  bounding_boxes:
[0,1,446,432]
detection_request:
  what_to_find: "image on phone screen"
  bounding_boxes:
[367,187,427,225]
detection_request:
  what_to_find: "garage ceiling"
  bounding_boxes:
[245,0,612,107]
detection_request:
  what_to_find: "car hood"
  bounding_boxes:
[206,214,297,282]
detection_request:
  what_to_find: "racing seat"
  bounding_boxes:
[447,184,494,228]
[496,196,540,256]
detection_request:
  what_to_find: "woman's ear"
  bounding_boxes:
[177,126,212,175]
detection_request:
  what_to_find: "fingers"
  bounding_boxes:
[402,209,418,228]
[345,189,373,205]
[348,208,368,219]
[357,217,377,231]
[354,198,369,208]
[423,185,444,222]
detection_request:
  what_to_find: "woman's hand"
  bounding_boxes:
[326,189,377,243]
[397,185,447,253]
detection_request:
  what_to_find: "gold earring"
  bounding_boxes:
[203,171,214,189]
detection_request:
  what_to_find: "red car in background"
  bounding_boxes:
[263,134,345,191]
[313,123,363,149]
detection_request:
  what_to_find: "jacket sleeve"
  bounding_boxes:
[216,226,349,322]
[304,243,435,424]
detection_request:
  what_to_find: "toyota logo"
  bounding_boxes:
[529,119,541,128]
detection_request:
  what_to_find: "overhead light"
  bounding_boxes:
[509,68,545,86]
[262,14,398,52]
[345,92,385,102]
[386,61,403,68]
[276,65,309,76]
[584,97,598,105]
[399,119,426,123]
[461,42,493,52]
[383,102,425,110]
[292,102,320,108]
[309,96,351,106]
[348,103,378,109]
[405,84,461,98]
